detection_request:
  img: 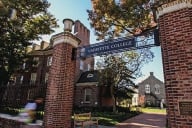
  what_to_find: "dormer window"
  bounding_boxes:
[87,74,93,78]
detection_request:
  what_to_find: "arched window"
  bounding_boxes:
[84,88,92,103]
[145,84,150,94]
[155,84,160,94]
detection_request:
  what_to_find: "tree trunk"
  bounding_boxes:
[110,85,116,112]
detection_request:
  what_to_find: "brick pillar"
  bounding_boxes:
[43,19,80,128]
[157,0,192,127]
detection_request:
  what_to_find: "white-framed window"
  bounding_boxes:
[20,75,23,84]
[32,57,39,67]
[155,84,160,94]
[30,73,37,84]
[133,97,137,104]
[87,64,91,71]
[45,73,49,84]
[22,63,26,69]
[47,56,52,66]
[145,84,150,94]
[80,60,84,70]
[80,47,85,57]
[84,88,92,103]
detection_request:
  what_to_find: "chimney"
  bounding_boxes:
[150,72,154,76]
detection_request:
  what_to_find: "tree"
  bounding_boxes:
[0,0,58,85]
[88,0,171,40]
[96,50,153,112]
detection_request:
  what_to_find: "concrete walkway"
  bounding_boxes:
[116,113,166,128]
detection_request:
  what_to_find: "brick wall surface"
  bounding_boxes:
[74,85,98,107]
[159,7,192,128]
[74,21,94,82]
[43,42,76,128]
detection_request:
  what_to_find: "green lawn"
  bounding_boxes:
[140,107,166,114]
[1,107,166,126]
[93,111,139,126]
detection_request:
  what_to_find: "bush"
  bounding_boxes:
[0,107,19,116]
[117,106,130,113]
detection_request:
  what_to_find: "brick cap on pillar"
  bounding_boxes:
[51,32,81,48]
[157,0,192,18]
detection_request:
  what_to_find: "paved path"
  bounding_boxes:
[116,113,166,128]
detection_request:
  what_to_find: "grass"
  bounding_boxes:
[131,107,166,115]
[93,111,139,126]
[141,107,166,114]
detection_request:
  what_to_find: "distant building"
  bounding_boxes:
[137,72,166,107]
[132,88,139,106]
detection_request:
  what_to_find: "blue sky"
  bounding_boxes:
[44,0,164,83]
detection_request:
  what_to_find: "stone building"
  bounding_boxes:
[138,72,165,107]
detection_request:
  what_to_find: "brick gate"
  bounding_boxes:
[42,0,192,127]
[158,0,192,127]
[43,19,80,128]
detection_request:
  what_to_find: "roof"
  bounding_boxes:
[137,72,164,86]
[77,70,98,83]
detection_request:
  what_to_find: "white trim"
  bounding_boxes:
[52,33,80,48]
[84,88,92,103]
[87,73,94,78]
[157,0,192,18]
[76,82,98,86]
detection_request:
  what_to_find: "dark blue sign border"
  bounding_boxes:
[81,37,135,57]
[79,29,159,58]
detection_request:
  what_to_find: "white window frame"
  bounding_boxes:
[30,73,37,84]
[155,84,160,94]
[80,60,84,70]
[87,64,91,71]
[45,73,49,84]
[22,62,26,69]
[47,56,52,66]
[145,84,150,94]
[20,75,23,84]
[87,73,93,78]
[84,88,92,103]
